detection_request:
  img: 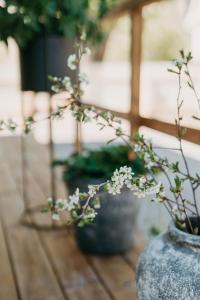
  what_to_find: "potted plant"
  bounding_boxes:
[46,46,200,298]
[53,144,146,255]
[4,35,200,298]
[134,51,200,299]
[0,0,112,91]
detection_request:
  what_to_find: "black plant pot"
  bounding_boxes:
[68,178,140,256]
[19,35,76,92]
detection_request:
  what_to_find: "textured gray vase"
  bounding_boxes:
[136,220,200,300]
[68,178,139,255]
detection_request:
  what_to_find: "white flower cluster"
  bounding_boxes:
[143,152,158,170]
[133,144,142,153]
[133,141,158,170]
[78,72,89,85]
[48,187,99,224]
[67,45,91,71]
[67,188,80,210]
[88,185,99,197]
[171,205,184,221]
[105,165,162,199]
[82,208,98,222]
[127,177,163,199]
[67,54,77,70]
[48,188,80,220]
[62,76,73,93]
[151,182,166,203]
[106,166,133,195]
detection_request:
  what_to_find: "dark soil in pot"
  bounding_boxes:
[68,178,140,256]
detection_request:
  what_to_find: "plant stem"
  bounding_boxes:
[186,65,200,116]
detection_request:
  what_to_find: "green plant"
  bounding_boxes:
[2,35,200,232]
[53,144,146,182]
[0,0,116,47]
[47,46,200,231]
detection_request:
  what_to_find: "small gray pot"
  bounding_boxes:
[68,178,139,255]
[136,220,200,300]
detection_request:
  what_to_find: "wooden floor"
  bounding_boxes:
[0,136,144,300]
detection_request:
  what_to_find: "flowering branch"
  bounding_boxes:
[45,166,162,226]
[1,34,200,233]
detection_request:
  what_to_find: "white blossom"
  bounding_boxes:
[66,188,80,211]
[83,209,97,220]
[78,72,89,85]
[51,85,59,93]
[47,197,53,206]
[67,54,77,70]
[133,144,142,152]
[52,213,60,221]
[80,31,86,41]
[62,76,73,93]
[84,47,91,55]
[88,185,98,197]
[172,205,178,214]
[107,166,133,195]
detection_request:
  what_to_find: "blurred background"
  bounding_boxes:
[1,0,200,234]
[1,0,200,144]
[0,1,200,299]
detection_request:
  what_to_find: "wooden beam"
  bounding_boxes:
[83,102,130,120]
[105,0,160,20]
[130,6,142,135]
[139,117,200,144]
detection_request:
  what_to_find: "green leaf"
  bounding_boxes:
[41,207,50,213]
[179,49,185,59]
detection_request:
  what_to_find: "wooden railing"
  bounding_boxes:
[76,0,200,149]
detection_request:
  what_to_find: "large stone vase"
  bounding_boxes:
[136,220,200,299]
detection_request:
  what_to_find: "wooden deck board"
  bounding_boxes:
[87,255,137,300]
[0,165,66,300]
[0,136,142,300]
[0,219,19,300]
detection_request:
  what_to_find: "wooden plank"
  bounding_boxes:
[0,138,111,299]
[5,219,66,300]
[1,137,139,299]
[88,255,137,300]
[140,117,200,145]
[123,228,145,270]
[43,231,111,300]
[21,166,112,299]
[0,221,19,300]
[106,0,160,19]
[26,135,66,198]
[130,6,143,135]
[19,139,137,300]
[0,163,66,300]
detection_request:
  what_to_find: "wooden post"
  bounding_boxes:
[130,6,143,136]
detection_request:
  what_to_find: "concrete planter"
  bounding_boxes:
[68,178,139,255]
[136,220,200,299]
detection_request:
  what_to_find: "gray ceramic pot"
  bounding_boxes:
[136,220,200,300]
[68,178,139,255]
